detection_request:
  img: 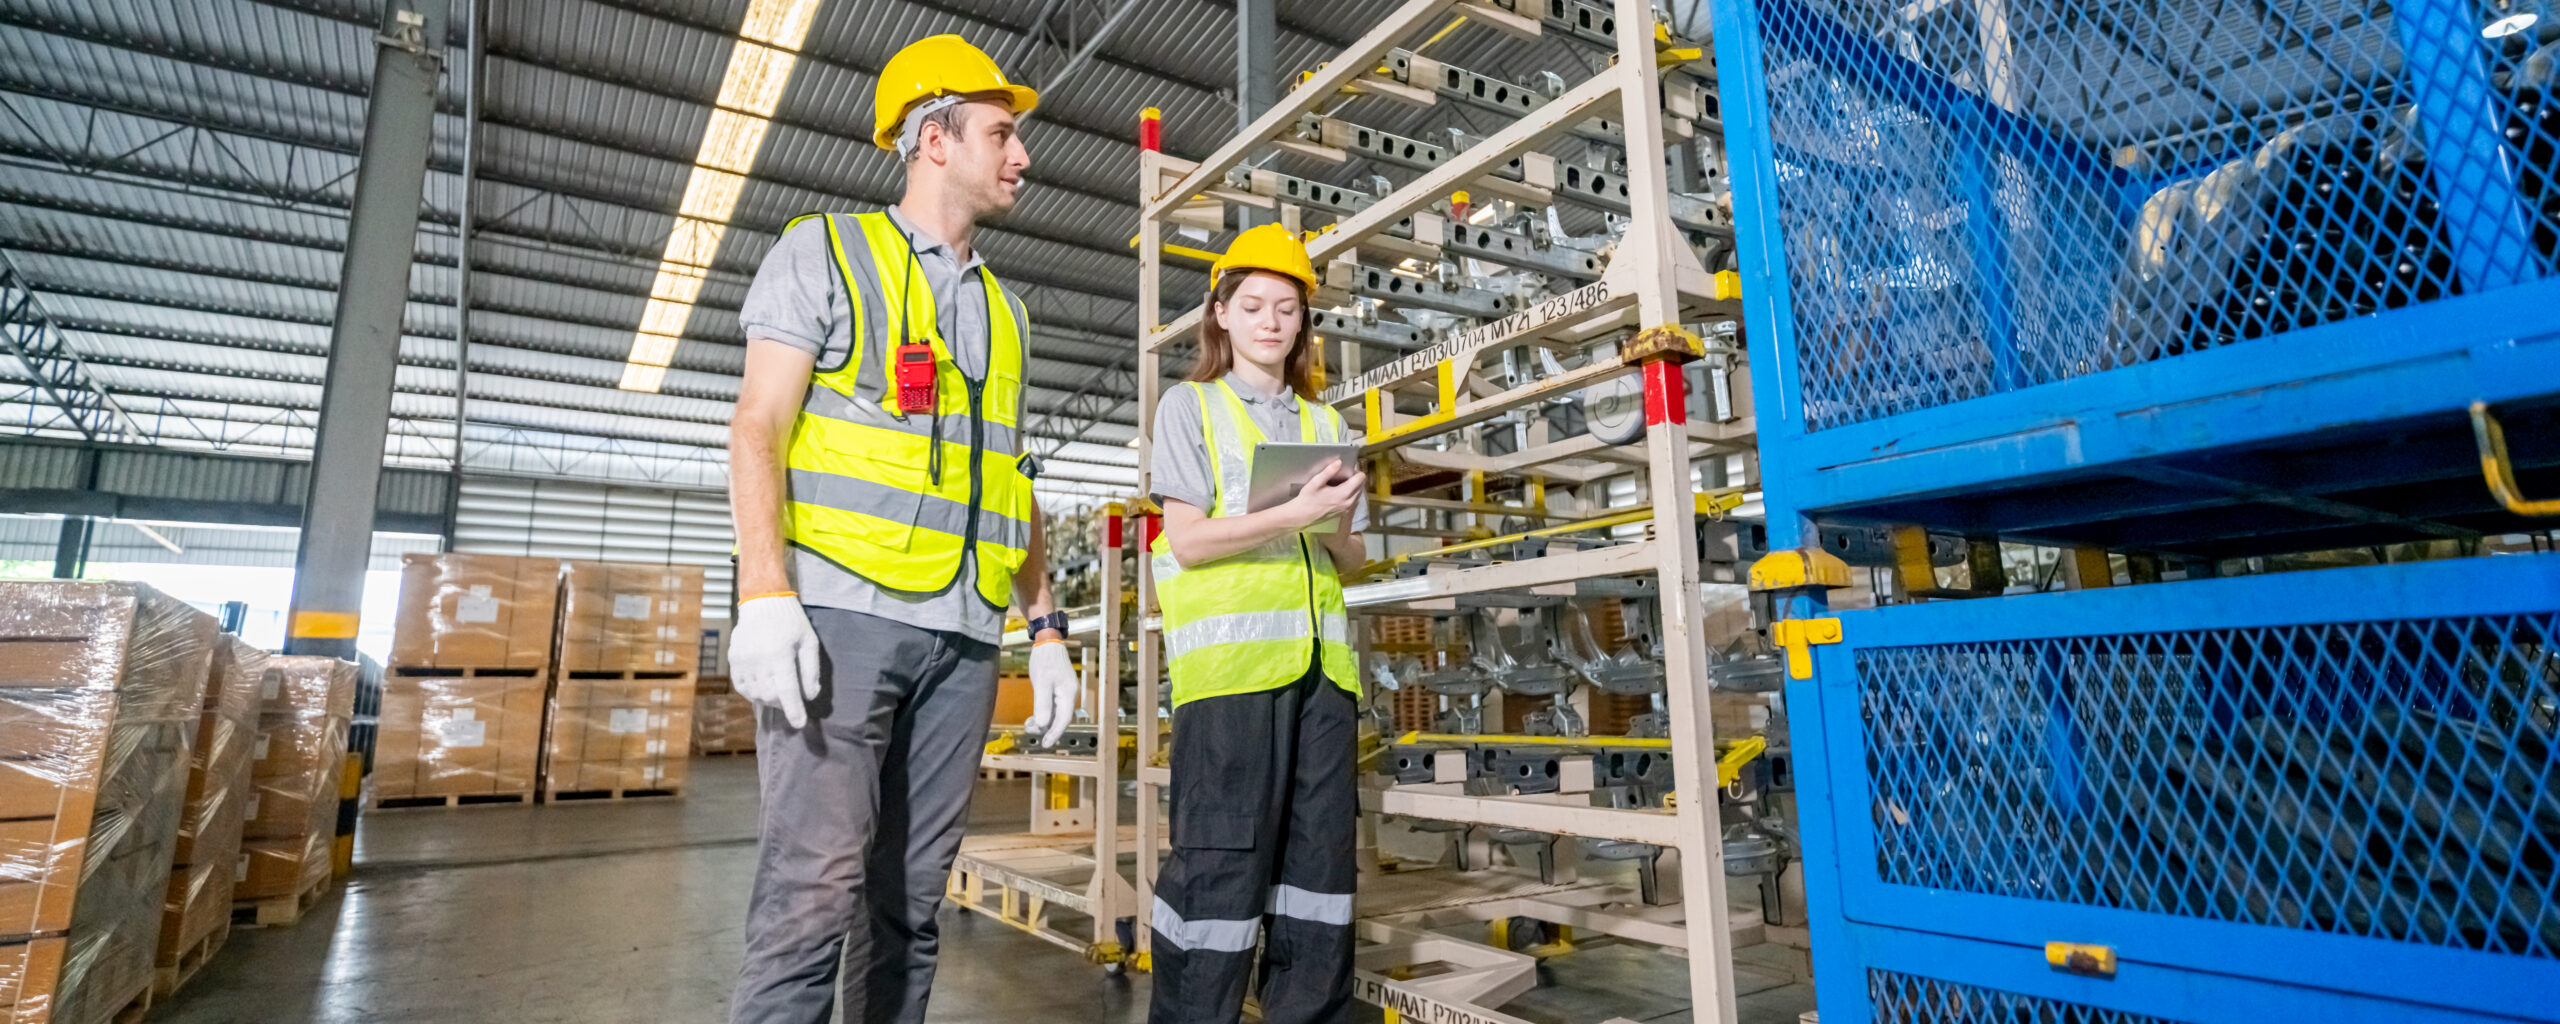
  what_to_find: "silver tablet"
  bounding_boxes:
[1244,442,1361,513]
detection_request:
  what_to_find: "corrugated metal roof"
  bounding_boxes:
[1,0,1684,495]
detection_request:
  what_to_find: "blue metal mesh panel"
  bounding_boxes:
[1861,613,2560,957]
[1869,970,2190,1023]
[1746,0,2560,430]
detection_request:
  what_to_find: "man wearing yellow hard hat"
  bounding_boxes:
[725,34,1072,1024]
[1146,224,1368,1024]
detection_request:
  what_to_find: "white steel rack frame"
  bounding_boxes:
[959,507,1137,962]
[1131,2,1757,1021]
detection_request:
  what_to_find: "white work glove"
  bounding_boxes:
[731,595,822,729]
[1021,640,1079,748]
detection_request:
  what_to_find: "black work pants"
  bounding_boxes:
[1147,656,1358,1024]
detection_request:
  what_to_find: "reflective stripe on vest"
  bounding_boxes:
[783,211,1034,609]
[1150,380,1358,707]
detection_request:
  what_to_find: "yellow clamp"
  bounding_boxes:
[984,733,1018,756]
[2470,401,2560,516]
[1084,941,1126,966]
[1771,618,1842,680]
[1749,549,1853,592]
[2045,942,2118,978]
[1653,23,1704,65]
[1695,490,1747,519]
[1715,735,1767,789]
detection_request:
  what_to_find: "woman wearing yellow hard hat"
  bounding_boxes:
[1144,223,1367,1023]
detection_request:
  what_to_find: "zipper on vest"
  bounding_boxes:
[1299,533,1319,663]
[963,374,986,564]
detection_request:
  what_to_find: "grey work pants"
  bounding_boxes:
[729,608,999,1024]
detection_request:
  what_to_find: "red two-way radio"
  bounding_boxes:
[894,342,938,415]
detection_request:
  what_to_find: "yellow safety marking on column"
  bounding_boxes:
[1363,387,1384,434]
[288,610,360,639]
[1435,359,1458,412]
[1771,618,1843,680]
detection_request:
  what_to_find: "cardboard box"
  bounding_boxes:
[542,677,695,797]
[231,839,318,902]
[0,582,217,1024]
[233,657,351,900]
[371,671,549,801]
[691,691,756,755]
[389,554,562,669]
[555,562,704,673]
[0,935,67,1021]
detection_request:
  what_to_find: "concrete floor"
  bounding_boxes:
[156,756,1812,1023]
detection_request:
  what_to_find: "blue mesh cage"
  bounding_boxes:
[1860,613,2560,959]
[1791,558,2560,1022]
[1868,970,2191,1023]
[1737,0,2558,431]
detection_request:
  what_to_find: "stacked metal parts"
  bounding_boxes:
[1118,2,1805,1021]
[1719,0,2560,1019]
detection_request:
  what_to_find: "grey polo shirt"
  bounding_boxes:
[739,207,1031,644]
[1150,372,1368,530]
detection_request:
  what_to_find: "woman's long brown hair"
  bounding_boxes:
[1185,269,1319,398]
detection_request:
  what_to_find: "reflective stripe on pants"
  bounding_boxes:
[1147,654,1358,1024]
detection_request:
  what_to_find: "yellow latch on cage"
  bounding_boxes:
[1770,618,1842,679]
[2045,942,2118,978]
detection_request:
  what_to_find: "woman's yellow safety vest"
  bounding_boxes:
[781,211,1034,610]
[1150,380,1358,707]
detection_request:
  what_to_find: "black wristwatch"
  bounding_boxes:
[1027,610,1070,639]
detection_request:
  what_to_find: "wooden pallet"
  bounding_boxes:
[556,668,695,681]
[233,874,329,929]
[108,982,153,1024]
[367,791,537,812]
[386,663,548,678]
[542,786,682,804]
[151,922,228,999]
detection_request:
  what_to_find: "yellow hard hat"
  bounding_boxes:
[872,35,1040,151]
[1211,223,1319,295]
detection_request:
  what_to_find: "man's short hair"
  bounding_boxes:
[903,102,971,164]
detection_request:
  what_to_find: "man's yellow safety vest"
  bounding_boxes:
[782,211,1034,610]
[1150,380,1358,707]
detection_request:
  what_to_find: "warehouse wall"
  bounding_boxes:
[450,477,736,620]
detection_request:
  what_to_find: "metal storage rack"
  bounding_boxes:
[1130,2,1778,1020]
[1714,0,2560,1018]
[955,506,1137,961]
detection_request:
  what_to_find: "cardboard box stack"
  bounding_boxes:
[388,553,557,669]
[0,581,215,1024]
[543,678,694,799]
[152,636,262,997]
[690,680,755,756]
[543,561,703,800]
[237,656,355,920]
[375,554,560,808]
[555,562,703,674]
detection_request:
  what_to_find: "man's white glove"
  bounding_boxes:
[1021,640,1078,747]
[731,595,822,728]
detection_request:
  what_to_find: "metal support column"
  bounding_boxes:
[1235,0,1278,228]
[286,0,448,657]
[443,0,483,549]
[50,516,92,580]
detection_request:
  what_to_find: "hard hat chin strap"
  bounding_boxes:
[895,95,969,159]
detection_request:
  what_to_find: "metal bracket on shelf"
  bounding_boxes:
[2469,400,2560,516]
